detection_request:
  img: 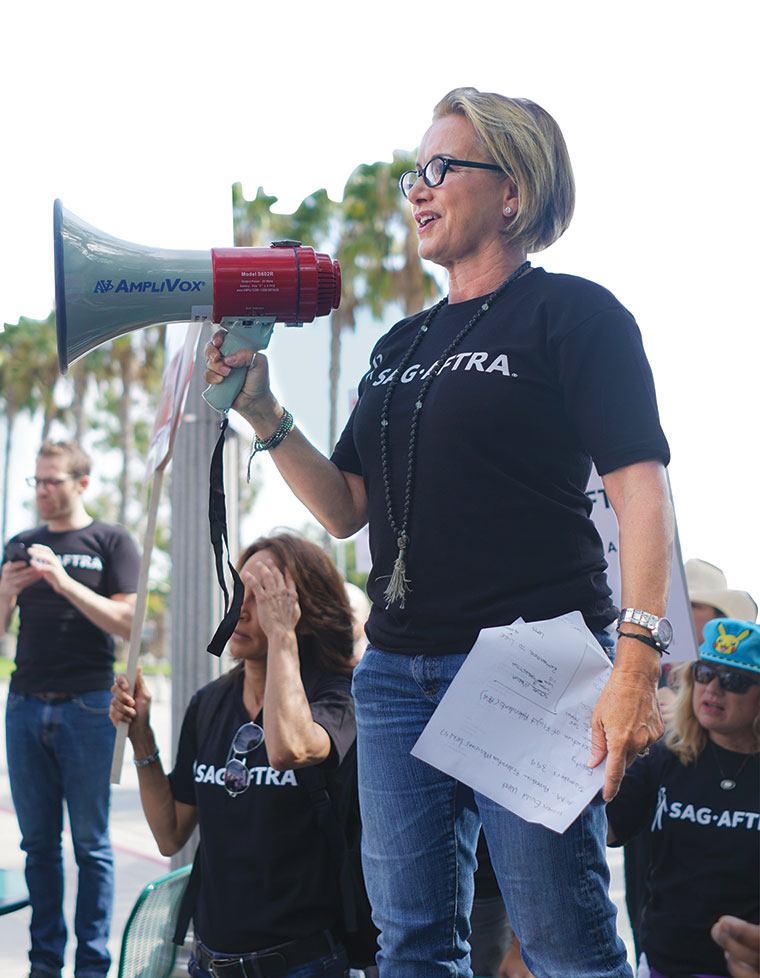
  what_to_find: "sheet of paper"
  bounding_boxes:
[411,612,612,833]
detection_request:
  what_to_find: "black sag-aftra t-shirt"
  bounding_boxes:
[331,268,670,655]
[607,740,760,976]
[168,661,356,953]
[5,520,140,692]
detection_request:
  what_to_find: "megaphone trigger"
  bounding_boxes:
[201,318,275,413]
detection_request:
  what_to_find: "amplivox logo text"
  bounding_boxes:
[93,278,207,295]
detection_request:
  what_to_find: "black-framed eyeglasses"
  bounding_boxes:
[693,661,759,694]
[26,476,72,489]
[399,156,504,198]
[223,721,265,797]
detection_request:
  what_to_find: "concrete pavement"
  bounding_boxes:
[0,674,635,976]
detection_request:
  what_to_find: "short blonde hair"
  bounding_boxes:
[664,662,760,765]
[433,87,575,253]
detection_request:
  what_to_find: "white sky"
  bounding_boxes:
[2,0,758,606]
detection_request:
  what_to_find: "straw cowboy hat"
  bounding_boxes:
[685,558,758,623]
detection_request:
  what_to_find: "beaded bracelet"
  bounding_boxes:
[133,747,160,768]
[617,631,668,656]
[247,408,294,481]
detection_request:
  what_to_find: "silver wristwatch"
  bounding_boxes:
[617,608,673,649]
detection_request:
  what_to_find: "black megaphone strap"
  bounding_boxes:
[207,417,244,656]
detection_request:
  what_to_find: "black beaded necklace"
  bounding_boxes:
[379,261,531,608]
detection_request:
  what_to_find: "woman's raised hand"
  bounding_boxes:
[244,560,301,641]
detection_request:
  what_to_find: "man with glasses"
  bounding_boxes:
[1,440,140,978]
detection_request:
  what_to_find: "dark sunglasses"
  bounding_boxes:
[223,721,265,797]
[693,661,759,694]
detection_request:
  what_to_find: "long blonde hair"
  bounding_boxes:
[665,662,760,764]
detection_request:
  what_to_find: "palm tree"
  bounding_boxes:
[1,310,166,536]
[231,152,439,450]
[88,329,165,525]
[0,313,67,542]
[67,343,112,444]
[26,313,63,443]
[231,184,335,248]
[326,151,439,445]
[1,326,37,543]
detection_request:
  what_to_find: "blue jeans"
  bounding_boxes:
[469,892,514,976]
[188,938,349,977]
[352,645,631,978]
[6,690,116,978]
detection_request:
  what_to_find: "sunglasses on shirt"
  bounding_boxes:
[693,661,759,694]
[223,721,265,797]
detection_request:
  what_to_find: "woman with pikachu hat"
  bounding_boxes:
[607,618,760,977]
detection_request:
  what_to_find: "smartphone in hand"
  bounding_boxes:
[4,541,31,564]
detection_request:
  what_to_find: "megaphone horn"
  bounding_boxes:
[54,200,341,410]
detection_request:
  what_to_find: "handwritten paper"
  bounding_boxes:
[411,612,612,833]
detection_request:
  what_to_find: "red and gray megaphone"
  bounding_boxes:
[54,199,341,411]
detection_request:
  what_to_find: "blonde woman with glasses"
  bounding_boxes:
[205,87,674,976]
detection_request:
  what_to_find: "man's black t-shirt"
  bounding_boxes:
[607,740,760,976]
[331,268,670,654]
[5,520,140,692]
[168,661,356,953]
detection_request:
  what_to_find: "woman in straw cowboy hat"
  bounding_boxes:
[685,559,758,641]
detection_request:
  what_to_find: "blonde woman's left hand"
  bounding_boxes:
[588,663,663,801]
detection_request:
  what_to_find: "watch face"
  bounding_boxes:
[655,618,673,647]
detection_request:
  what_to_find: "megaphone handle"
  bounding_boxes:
[202,321,275,413]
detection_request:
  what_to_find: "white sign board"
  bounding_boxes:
[145,322,203,479]
[585,466,696,662]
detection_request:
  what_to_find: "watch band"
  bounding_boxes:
[618,608,660,630]
[617,631,668,655]
[618,607,673,650]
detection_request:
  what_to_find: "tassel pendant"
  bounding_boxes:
[384,534,411,608]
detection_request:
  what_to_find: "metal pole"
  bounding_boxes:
[168,325,240,869]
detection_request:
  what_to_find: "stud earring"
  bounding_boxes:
[504,206,513,215]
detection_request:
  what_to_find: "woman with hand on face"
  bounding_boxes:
[607,620,760,978]
[205,88,673,977]
[110,533,356,978]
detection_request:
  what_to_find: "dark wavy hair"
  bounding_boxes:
[237,531,354,678]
